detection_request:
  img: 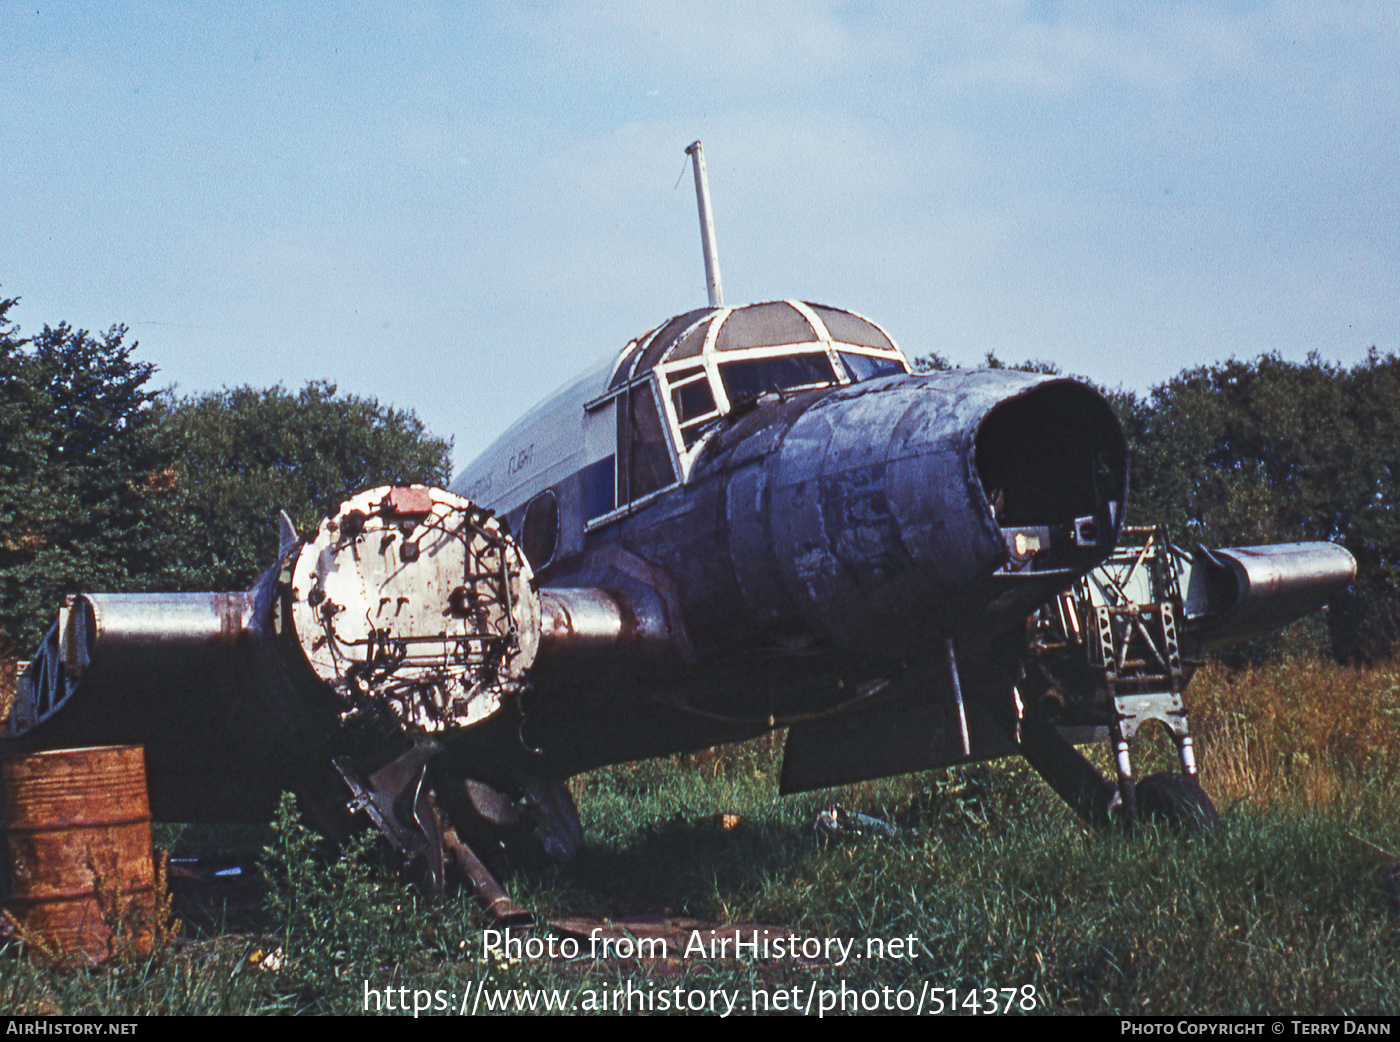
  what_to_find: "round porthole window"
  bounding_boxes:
[520,489,560,572]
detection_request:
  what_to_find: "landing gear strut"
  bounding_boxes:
[1020,526,1220,832]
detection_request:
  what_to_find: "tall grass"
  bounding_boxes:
[1191,658,1400,827]
[1,658,1396,1014]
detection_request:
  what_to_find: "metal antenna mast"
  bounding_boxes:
[685,141,724,308]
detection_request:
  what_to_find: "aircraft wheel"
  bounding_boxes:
[1134,773,1220,833]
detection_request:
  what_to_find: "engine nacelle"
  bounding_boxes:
[1180,541,1357,645]
[724,370,1129,658]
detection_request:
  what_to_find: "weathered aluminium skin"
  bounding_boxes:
[453,368,1130,793]
[1,362,1131,830]
[2,293,1357,892]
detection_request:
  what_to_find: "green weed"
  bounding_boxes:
[1,659,1396,1014]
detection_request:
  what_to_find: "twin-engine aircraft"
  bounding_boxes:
[3,145,1355,909]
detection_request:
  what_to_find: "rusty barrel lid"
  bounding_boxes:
[3,745,153,832]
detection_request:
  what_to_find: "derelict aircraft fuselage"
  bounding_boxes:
[4,143,1356,894]
[444,301,1128,794]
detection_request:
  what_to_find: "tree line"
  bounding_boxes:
[3,294,1396,662]
[0,295,451,651]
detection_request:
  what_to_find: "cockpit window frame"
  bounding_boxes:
[595,300,911,488]
[835,348,912,383]
[583,371,683,532]
[653,342,848,478]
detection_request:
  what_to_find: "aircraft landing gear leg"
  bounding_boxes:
[1016,711,1120,828]
[1110,694,1219,833]
[336,744,541,918]
[1110,712,1140,823]
[334,737,448,894]
[432,774,536,922]
[442,826,534,926]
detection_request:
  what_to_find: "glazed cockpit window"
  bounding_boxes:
[671,370,717,424]
[839,352,906,382]
[604,303,911,487]
[719,352,837,404]
[669,368,720,449]
[809,305,895,351]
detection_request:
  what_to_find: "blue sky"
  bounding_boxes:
[3,2,1396,466]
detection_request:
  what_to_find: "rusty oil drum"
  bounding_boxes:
[3,745,154,962]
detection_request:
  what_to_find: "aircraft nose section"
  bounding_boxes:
[748,370,1128,657]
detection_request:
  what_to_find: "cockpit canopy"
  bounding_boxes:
[608,300,909,451]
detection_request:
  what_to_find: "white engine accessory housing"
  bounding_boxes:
[287,485,540,730]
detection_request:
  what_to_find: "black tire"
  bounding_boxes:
[1134,772,1220,833]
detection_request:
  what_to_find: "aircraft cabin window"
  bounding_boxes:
[520,490,560,571]
[715,301,818,351]
[839,352,906,382]
[809,305,896,351]
[719,352,837,404]
[671,372,717,423]
[581,399,617,521]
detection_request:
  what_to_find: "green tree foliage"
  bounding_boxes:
[157,382,452,591]
[0,298,177,650]
[910,351,953,372]
[1,295,453,650]
[912,350,1062,375]
[1126,351,1400,660]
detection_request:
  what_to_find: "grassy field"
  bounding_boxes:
[1,657,1397,1016]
